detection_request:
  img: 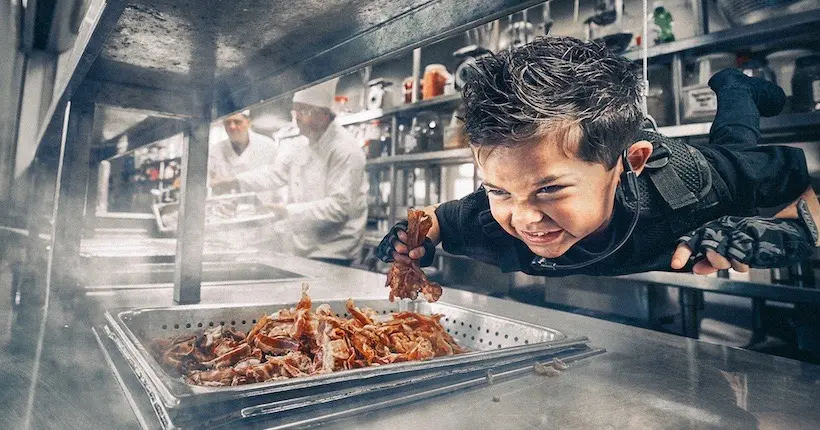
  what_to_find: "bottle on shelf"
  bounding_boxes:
[649,2,675,45]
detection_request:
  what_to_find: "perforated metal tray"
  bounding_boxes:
[104,299,567,411]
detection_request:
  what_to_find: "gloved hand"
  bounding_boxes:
[672,202,818,272]
[375,220,437,267]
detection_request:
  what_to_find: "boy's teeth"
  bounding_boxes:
[532,232,545,236]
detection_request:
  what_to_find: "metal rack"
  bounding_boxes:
[10,0,820,307]
[11,0,547,307]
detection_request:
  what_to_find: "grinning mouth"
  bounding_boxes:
[520,229,562,244]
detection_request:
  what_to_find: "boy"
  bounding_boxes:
[376,36,819,277]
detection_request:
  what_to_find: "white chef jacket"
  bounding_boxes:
[209,130,279,202]
[236,121,369,260]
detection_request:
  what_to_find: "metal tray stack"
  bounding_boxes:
[102,299,600,429]
[152,193,278,245]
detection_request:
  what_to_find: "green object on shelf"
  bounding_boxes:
[652,3,675,44]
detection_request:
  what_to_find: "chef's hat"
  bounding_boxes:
[240,109,251,117]
[292,78,339,110]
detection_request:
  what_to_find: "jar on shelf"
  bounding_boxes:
[422,64,449,100]
[792,54,820,113]
[444,111,469,149]
[413,110,443,151]
[402,77,418,104]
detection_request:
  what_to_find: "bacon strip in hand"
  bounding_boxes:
[385,209,443,302]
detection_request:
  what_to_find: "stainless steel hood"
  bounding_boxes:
[83,0,544,117]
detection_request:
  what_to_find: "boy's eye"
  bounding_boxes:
[537,185,565,194]
[485,188,509,197]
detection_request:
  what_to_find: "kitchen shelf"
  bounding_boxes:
[137,157,182,169]
[657,111,820,138]
[387,93,462,118]
[366,147,473,167]
[339,93,462,127]
[623,9,820,62]
[338,109,385,126]
[364,112,820,168]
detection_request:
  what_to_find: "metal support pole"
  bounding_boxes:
[699,0,710,35]
[748,298,766,346]
[173,26,216,305]
[388,115,399,226]
[412,48,422,104]
[671,53,683,126]
[51,100,95,294]
[83,157,100,237]
[679,288,702,339]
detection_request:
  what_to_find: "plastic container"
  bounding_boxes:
[792,54,820,113]
[766,49,814,96]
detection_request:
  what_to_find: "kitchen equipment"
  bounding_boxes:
[738,57,776,82]
[583,0,623,41]
[103,298,577,428]
[498,20,535,51]
[412,110,444,152]
[366,78,393,110]
[766,49,812,97]
[766,49,814,97]
[682,53,736,122]
[363,120,390,159]
[84,262,306,287]
[422,64,449,100]
[792,54,820,112]
[597,32,633,54]
[152,193,278,245]
[717,0,820,27]
[453,45,492,90]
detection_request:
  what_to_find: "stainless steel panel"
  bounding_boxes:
[84,262,307,287]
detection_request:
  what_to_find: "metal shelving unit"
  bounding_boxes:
[339,93,462,126]
[658,111,820,138]
[366,147,472,167]
[623,9,820,62]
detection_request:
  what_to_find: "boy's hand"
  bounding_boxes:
[375,220,436,267]
[671,212,817,274]
[671,244,749,275]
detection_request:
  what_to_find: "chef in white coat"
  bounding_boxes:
[208,110,279,202]
[228,78,369,266]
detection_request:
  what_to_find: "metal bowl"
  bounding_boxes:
[717,0,820,27]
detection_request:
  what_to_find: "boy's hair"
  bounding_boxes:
[461,36,643,169]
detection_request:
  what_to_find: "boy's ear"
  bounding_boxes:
[626,141,654,176]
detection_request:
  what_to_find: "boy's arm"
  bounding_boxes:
[671,191,818,274]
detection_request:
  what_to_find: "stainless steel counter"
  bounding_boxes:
[3,254,819,429]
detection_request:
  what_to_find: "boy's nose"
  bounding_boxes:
[511,201,546,226]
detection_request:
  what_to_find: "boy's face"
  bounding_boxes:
[479,135,623,259]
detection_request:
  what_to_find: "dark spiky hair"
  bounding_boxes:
[461,36,643,169]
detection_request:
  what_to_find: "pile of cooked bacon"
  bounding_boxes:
[385,209,444,302]
[150,288,466,387]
